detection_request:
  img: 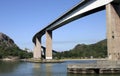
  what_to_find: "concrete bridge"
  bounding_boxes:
[32,0,120,60]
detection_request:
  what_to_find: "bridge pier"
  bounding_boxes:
[46,31,52,59]
[106,3,120,60]
[33,37,42,59]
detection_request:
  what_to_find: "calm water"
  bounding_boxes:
[0,60,120,76]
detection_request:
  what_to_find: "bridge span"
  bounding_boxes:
[32,0,120,60]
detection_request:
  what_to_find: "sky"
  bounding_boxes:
[0,0,106,51]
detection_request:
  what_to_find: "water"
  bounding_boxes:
[0,60,120,76]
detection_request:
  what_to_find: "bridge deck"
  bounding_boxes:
[33,0,118,43]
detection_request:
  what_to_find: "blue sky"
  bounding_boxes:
[0,0,106,51]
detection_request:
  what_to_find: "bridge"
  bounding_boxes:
[32,0,120,60]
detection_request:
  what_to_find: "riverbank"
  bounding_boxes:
[20,58,108,63]
[61,58,107,61]
[21,58,64,63]
[0,58,107,63]
[0,56,19,61]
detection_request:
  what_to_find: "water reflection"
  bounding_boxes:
[45,63,52,76]
[0,61,20,73]
[32,63,52,76]
[32,63,65,76]
[0,60,120,76]
[32,63,43,76]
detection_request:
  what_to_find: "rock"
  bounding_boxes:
[0,32,17,47]
[0,32,33,59]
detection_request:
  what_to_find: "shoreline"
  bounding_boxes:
[0,58,107,62]
[61,58,107,61]
[0,58,20,61]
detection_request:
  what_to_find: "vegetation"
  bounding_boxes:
[0,32,33,59]
[0,32,107,59]
[0,45,33,59]
[53,39,107,59]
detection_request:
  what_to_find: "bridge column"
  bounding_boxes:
[33,37,42,59]
[46,31,52,59]
[106,3,120,60]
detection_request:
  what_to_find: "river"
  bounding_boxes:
[0,60,120,76]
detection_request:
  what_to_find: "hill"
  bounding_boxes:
[0,32,32,59]
[54,39,107,59]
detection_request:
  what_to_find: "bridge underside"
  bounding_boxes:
[33,0,120,60]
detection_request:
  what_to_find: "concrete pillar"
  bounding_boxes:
[33,37,42,59]
[106,3,120,60]
[46,31,52,59]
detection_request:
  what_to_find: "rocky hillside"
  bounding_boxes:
[0,32,32,59]
[0,33,17,47]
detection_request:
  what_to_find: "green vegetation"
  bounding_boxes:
[0,45,33,59]
[54,39,107,59]
[0,32,33,59]
[0,32,107,60]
